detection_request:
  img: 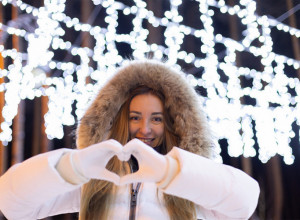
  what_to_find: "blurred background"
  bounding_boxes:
[0,0,299,219]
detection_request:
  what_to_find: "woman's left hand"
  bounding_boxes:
[118,139,168,185]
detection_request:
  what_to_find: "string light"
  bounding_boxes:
[0,0,299,164]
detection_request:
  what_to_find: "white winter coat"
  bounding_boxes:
[0,146,259,220]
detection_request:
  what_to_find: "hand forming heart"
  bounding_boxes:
[72,139,168,185]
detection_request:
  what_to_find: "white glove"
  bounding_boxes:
[72,139,123,185]
[119,139,168,185]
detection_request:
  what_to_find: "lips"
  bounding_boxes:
[136,137,155,145]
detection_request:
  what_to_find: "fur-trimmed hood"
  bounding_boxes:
[77,59,214,158]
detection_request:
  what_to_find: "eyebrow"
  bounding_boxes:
[129,111,163,115]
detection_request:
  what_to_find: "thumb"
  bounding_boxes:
[100,169,121,185]
[120,173,141,185]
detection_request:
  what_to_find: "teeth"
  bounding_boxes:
[138,138,152,143]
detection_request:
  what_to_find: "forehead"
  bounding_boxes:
[129,93,163,112]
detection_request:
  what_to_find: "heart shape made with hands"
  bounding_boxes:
[103,139,168,185]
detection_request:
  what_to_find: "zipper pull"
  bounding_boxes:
[131,188,137,207]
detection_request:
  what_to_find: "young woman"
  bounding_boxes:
[0,59,260,220]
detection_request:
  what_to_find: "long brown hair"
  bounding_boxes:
[79,86,196,220]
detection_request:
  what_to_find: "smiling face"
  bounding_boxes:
[129,93,164,148]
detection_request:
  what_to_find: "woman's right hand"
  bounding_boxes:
[71,139,123,185]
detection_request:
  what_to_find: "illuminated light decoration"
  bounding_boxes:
[0,0,299,165]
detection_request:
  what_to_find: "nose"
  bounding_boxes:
[139,119,151,135]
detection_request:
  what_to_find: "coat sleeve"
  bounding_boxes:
[0,149,81,220]
[162,147,260,220]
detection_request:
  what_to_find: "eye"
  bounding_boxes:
[152,116,163,124]
[129,115,140,122]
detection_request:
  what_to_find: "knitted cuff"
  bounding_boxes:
[55,152,90,185]
[156,155,179,189]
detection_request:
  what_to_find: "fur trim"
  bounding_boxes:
[77,59,214,158]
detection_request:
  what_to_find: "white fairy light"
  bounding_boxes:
[0,0,299,164]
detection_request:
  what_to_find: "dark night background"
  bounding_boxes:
[0,0,300,219]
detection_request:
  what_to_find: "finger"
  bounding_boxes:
[107,139,123,147]
[125,139,158,163]
[116,151,131,161]
[123,139,149,158]
[126,138,148,149]
[104,140,123,153]
[120,173,142,185]
[122,139,139,154]
[87,140,122,156]
[101,169,121,185]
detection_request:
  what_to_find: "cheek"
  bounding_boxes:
[129,123,136,137]
[155,125,164,137]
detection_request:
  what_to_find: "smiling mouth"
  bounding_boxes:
[136,137,155,144]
